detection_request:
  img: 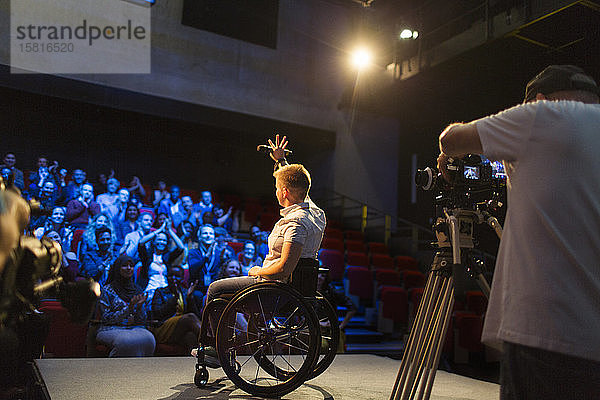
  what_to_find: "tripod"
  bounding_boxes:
[390,207,502,400]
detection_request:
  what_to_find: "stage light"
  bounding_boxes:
[351,48,372,70]
[400,29,418,40]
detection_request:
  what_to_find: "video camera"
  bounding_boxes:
[415,154,506,210]
[0,176,100,394]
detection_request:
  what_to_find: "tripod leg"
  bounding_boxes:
[390,254,455,400]
[409,275,453,400]
[390,266,439,400]
[399,274,444,400]
[418,280,454,400]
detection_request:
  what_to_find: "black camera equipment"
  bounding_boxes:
[390,155,504,400]
[414,154,506,211]
[0,177,100,397]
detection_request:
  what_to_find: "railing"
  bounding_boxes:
[311,188,434,253]
[312,188,498,266]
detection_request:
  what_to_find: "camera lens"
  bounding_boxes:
[415,167,436,190]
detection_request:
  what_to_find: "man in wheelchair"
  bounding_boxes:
[205,135,326,305]
[192,136,328,395]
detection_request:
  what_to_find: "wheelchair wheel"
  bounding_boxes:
[310,293,340,379]
[216,282,320,398]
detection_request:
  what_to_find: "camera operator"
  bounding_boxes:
[437,65,600,399]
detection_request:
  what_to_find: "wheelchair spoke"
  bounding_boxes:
[257,293,268,328]
[282,306,301,326]
[277,340,310,353]
[228,338,261,351]
[273,352,298,373]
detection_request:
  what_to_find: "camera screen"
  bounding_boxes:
[491,161,506,179]
[464,166,480,180]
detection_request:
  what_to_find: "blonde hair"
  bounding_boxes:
[273,164,311,201]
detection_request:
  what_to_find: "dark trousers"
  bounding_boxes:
[501,342,600,400]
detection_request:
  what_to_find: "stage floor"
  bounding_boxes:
[36,354,499,400]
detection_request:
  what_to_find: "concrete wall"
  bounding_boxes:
[0,0,399,219]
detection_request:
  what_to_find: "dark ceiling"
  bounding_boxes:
[363,0,600,119]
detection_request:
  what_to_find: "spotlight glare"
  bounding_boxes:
[351,48,372,70]
[412,31,419,39]
[400,29,413,39]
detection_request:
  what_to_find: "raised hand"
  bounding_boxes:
[268,134,288,161]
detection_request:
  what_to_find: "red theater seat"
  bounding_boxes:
[324,228,343,241]
[345,240,366,253]
[380,287,408,324]
[346,266,373,302]
[402,270,426,290]
[454,312,484,352]
[346,251,369,268]
[228,241,244,255]
[375,269,402,287]
[344,230,364,241]
[466,290,488,315]
[244,200,262,224]
[71,229,85,254]
[39,300,88,358]
[368,242,389,255]
[319,249,345,281]
[320,237,344,253]
[395,255,419,271]
[371,254,394,270]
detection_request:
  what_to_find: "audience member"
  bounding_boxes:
[79,226,118,284]
[178,220,198,251]
[249,225,268,259]
[127,176,146,204]
[108,188,130,225]
[116,203,140,247]
[33,206,73,251]
[188,225,220,304]
[194,190,213,219]
[151,265,201,352]
[137,221,185,299]
[214,227,236,264]
[29,156,49,184]
[79,212,116,257]
[152,180,170,209]
[210,204,234,232]
[238,241,263,276]
[0,152,24,190]
[66,183,100,228]
[61,168,87,204]
[173,195,195,229]
[121,212,154,261]
[42,230,79,283]
[154,212,171,230]
[96,254,156,357]
[96,178,120,213]
[27,166,54,199]
[158,185,182,221]
[28,181,57,229]
[217,258,242,280]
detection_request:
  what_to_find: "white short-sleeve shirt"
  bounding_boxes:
[262,198,326,281]
[475,100,600,361]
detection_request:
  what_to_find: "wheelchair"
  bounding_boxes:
[193,260,339,398]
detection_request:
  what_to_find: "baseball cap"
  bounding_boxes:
[524,65,599,102]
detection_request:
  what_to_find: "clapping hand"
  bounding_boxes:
[186,280,199,298]
[128,293,147,312]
